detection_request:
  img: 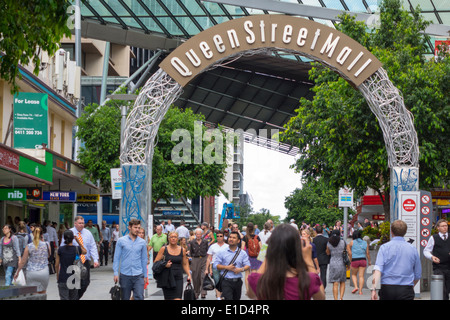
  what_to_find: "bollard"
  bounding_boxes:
[430,274,444,300]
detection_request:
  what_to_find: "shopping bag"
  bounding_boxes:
[183,281,196,300]
[202,274,215,291]
[13,270,26,286]
[257,243,268,262]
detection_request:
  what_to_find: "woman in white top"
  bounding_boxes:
[258,222,272,245]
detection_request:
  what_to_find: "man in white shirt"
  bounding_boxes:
[61,216,99,299]
[205,229,229,300]
[166,219,175,233]
[424,219,450,300]
[175,220,190,240]
[290,219,299,230]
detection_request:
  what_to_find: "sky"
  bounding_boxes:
[243,142,301,221]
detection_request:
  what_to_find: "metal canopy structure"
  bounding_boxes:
[75,0,450,155]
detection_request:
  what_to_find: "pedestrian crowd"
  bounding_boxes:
[1,216,449,301]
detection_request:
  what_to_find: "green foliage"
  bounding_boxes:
[284,179,345,226]
[0,0,72,93]
[238,208,281,230]
[281,0,450,223]
[76,100,229,214]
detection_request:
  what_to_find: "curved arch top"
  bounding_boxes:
[159,15,382,88]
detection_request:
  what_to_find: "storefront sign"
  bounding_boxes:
[53,155,70,174]
[0,188,27,201]
[77,194,99,202]
[26,187,42,200]
[160,15,382,87]
[13,92,48,148]
[0,146,20,171]
[42,191,77,202]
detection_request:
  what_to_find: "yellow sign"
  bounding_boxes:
[76,194,100,202]
[160,15,382,87]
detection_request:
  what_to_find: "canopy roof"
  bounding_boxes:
[76,0,450,155]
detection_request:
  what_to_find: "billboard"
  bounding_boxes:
[13,92,48,148]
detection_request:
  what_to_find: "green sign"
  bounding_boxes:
[14,92,48,148]
[0,189,26,201]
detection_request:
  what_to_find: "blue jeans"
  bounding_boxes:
[5,266,15,286]
[119,274,145,300]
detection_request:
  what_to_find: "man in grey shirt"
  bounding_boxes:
[100,220,111,266]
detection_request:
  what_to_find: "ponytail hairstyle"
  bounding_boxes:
[33,227,42,249]
[63,229,75,245]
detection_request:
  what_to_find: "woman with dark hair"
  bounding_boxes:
[326,229,347,300]
[55,230,87,300]
[348,230,370,295]
[0,224,21,286]
[247,224,325,300]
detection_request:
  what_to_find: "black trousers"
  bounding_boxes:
[379,284,415,300]
[319,264,328,289]
[222,278,243,300]
[433,268,450,300]
[100,241,109,265]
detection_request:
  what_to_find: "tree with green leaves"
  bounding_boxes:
[0,0,71,93]
[284,179,344,227]
[281,0,450,222]
[75,101,230,214]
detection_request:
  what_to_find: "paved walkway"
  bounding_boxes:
[43,264,430,300]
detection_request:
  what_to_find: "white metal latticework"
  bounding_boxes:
[358,67,419,168]
[120,68,183,165]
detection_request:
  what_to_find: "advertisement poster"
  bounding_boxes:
[14,92,48,148]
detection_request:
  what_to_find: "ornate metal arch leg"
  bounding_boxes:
[119,69,182,236]
[358,68,419,221]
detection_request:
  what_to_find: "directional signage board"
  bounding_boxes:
[398,191,420,248]
[398,191,420,295]
[338,188,353,207]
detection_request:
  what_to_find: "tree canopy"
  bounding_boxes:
[281,0,450,222]
[75,100,229,214]
[0,0,71,93]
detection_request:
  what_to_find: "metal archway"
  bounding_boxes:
[118,15,419,236]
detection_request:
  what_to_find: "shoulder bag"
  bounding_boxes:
[342,241,350,268]
[215,248,241,292]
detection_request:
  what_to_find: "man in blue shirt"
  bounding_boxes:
[113,219,148,300]
[371,220,422,300]
[213,231,250,300]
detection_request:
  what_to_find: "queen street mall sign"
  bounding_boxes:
[160,15,382,88]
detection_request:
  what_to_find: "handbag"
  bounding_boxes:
[152,246,167,275]
[202,274,215,291]
[183,281,196,300]
[109,283,122,300]
[215,248,241,292]
[73,247,88,279]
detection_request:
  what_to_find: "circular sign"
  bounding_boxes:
[421,239,428,247]
[421,206,430,215]
[421,229,430,237]
[421,195,430,204]
[403,199,416,212]
[421,217,430,226]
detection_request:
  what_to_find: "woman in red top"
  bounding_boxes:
[247,223,325,300]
